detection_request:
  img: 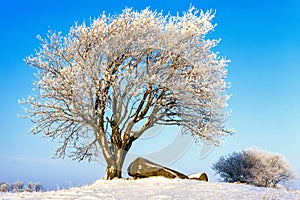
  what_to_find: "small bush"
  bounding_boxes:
[11,181,24,192]
[0,181,44,193]
[34,182,44,192]
[212,148,296,188]
[0,183,9,192]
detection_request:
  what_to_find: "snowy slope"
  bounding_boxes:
[1,177,300,200]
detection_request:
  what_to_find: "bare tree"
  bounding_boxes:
[212,148,296,188]
[22,7,232,179]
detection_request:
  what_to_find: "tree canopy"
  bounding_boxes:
[22,7,232,179]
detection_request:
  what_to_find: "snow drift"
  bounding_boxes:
[1,177,300,200]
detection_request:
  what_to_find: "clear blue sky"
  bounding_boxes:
[1,0,300,190]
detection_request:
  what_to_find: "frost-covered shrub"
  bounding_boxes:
[0,183,9,192]
[11,181,24,192]
[34,183,44,192]
[24,182,35,192]
[211,151,252,183]
[212,148,296,188]
[13,181,24,190]
[0,181,44,193]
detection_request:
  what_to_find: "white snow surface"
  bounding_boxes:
[1,177,300,200]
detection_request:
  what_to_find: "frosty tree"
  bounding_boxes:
[0,183,9,192]
[212,148,296,187]
[22,7,231,179]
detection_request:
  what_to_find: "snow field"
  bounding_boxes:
[1,177,300,200]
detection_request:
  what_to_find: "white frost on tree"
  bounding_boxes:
[11,181,24,193]
[0,183,9,192]
[33,183,44,192]
[22,7,232,179]
[212,148,296,188]
[245,148,296,188]
[25,182,35,192]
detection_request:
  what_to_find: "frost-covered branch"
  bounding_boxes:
[22,6,232,179]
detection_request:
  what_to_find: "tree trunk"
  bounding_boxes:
[103,148,128,180]
[104,165,122,180]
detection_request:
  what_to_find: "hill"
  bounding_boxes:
[1,177,300,199]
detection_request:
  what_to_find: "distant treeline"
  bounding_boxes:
[0,181,44,192]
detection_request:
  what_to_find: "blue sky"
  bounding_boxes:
[1,0,300,189]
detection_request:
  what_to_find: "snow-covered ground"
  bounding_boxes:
[1,177,300,200]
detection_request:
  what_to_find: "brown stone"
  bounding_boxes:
[188,172,208,181]
[128,157,189,179]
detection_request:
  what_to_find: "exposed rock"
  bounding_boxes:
[128,157,189,179]
[188,172,208,181]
